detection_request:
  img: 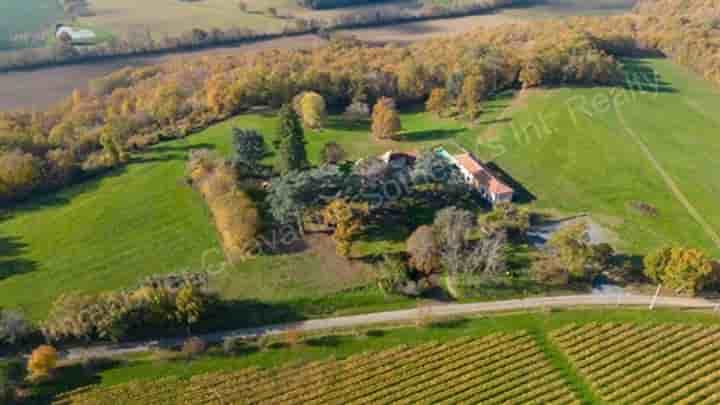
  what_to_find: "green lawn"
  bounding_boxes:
[0,108,488,320]
[476,58,720,257]
[0,0,62,49]
[33,307,720,402]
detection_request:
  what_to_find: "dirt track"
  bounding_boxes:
[59,294,717,361]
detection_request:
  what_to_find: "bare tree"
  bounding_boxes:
[441,231,507,279]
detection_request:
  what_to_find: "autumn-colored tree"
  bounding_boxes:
[425,88,447,116]
[397,59,427,101]
[100,117,133,164]
[323,199,367,257]
[644,246,716,295]
[298,92,327,129]
[459,74,486,118]
[407,225,440,276]
[0,150,42,202]
[27,345,57,380]
[175,284,209,334]
[371,97,402,140]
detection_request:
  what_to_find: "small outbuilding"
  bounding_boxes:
[55,25,97,44]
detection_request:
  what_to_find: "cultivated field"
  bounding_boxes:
[48,310,720,404]
[0,0,61,49]
[76,0,291,39]
[476,58,720,256]
[553,323,720,403]
[56,332,579,404]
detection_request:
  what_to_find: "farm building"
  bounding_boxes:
[436,148,514,204]
[379,150,417,171]
[55,25,96,44]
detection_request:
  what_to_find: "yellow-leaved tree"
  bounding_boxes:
[27,345,58,380]
[371,97,402,140]
[297,91,327,129]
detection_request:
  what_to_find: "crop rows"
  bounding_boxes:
[552,323,720,404]
[55,332,579,404]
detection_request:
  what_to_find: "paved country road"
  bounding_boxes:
[58,294,719,361]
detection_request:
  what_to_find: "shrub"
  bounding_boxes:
[0,310,35,346]
[222,337,248,355]
[182,337,207,359]
[320,141,346,165]
[285,328,302,348]
[376,255,411,295]
[27,345,57,380]
[0,358,25,403]
[42,282,218,343]
[531,255,570,286]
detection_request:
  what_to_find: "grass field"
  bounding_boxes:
[76,0,291,39]
[38,308,720,403]
[0,107,497,320]
[476,58,720,257]
[0,0,62,49]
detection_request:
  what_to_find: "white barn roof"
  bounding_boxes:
[56,26,96,41]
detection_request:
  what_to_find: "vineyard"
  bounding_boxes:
[55,332,579,404]
[552,323,720,404]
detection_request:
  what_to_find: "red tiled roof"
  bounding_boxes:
[454,153,513,196]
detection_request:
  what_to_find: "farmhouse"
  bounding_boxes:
[55,25,96,44]
[436,148,514,204]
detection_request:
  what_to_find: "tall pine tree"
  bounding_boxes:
[275,104,309,174]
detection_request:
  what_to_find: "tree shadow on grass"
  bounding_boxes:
[306,335,345,348]
[430,318,471,330]
[0,234,37,281]
[399,128,465,143]
[198,299,307,332]
[621,58,677,94]
[31,360,123,404]
[324,117,371,132]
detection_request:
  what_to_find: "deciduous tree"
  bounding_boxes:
[426,88,447,116]
[407,225,440,276]
[27,345,57,380]
[371,97,402,140]
[298,92,327,129]
[644,246,715,295]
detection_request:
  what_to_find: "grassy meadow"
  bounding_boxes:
[0,0,62,49]
[2,57,719,322]
[476,58,720,257]
[0,108,493,320]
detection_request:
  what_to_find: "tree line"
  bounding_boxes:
[0,0,527,72]
[0,20,623,205]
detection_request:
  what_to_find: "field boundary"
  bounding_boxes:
[58,294,718,361]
